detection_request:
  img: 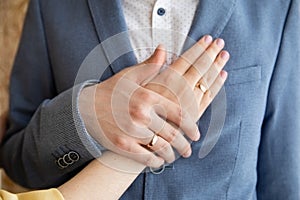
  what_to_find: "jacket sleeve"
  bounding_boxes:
[0,0,102,189]
[257,0,300,199]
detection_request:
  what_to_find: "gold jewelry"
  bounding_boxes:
[196,81,207,93]
[147,134,158,147]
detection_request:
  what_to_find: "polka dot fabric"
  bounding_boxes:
[122,0,199,66]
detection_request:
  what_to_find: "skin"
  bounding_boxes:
[79,35,229,169]
[58,152,145,200]
[2,36,229,200]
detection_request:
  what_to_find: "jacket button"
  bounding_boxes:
[56,151,80,169]
[68,151,80,161]
[63,153,74,165]
[57,157,68,169]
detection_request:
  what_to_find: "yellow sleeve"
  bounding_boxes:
[0,189,64,200]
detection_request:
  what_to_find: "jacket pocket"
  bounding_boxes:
[225,65,261,86]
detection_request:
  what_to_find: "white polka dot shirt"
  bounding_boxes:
[122,0,199,65]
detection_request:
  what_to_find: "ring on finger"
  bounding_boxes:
[147,134,159,147]
[196,81,208,93]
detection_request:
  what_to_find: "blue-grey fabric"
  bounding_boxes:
[0,0,299,199]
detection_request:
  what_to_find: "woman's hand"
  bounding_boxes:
[144,36,229,163]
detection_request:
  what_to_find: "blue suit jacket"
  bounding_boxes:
[0,0,299,199]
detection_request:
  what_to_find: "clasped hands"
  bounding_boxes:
[79,35,229,168]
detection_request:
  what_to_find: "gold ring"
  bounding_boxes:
[147,134,158,147]
[196,82,207,93]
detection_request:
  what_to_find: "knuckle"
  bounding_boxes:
[206,48,220,60]
[167,127,179,142]
[138,89,154,103]
[169,106,182,125]
[161,70,174,85]
[122,123,136,134]
[163,69,178,84]
[204,76,213,87]
[215,57,224,67]
[180,109,189,122]
[191,64,203,76]
[211,62,221,73]
[160,141,171,152]
[129,105,149,121]
[207,88,215,99]
[176,106,183,120]
[114,137,130,151]
[210,90,216,99]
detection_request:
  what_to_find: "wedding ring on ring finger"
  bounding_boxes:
[147,134,159,148]
[196,81,208,93]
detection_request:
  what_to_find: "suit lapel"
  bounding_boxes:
[87,0,237,72]
[184,0,237,51]
[87,0,137,74]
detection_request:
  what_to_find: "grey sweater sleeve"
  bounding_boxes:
[0,0,103,189]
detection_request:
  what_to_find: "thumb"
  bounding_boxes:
[131,45,167,85]
[144,44,167,66]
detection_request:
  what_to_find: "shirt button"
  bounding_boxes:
[157,8,166,16]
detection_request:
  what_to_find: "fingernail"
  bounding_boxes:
[221,51,229,60]
[220,70,228,79]
[216,38,225,47]
[204,35,213,44]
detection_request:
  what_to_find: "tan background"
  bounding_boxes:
[0,0,29,192]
